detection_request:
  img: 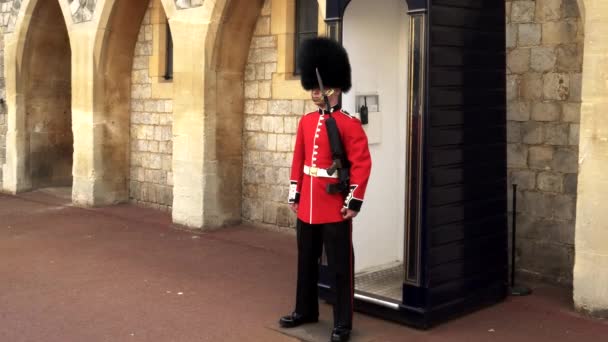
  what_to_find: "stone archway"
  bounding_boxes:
[127,0,176,211]
[203,0,267,227]
[2,0,73,194]
[86,0,153,205]
[25,0,73,190]
[169,0,265,228]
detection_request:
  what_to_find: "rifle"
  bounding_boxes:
[315,68,350,195]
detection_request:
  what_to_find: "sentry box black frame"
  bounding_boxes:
[319,0,508,328]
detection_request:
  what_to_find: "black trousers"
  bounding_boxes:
[295,219,354,329]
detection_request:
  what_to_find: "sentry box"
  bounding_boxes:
[319,0,508,328]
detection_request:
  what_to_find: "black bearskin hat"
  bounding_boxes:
[297,37,352,93]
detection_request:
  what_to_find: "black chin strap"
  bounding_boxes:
[319,103,341,115]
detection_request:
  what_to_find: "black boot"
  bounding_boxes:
[330,326,351,342]
[279,312,319,328]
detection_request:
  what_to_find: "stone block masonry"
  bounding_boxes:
[0,4,9,189]
[129,4,174,211]
[0,1,14,28]
[241,0,313,229]
[506,0,582,285]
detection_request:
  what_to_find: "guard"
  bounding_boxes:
[279,37,372,342]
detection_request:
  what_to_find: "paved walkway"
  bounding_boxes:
[1,191,607,342]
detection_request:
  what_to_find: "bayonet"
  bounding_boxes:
[316,68,332,113]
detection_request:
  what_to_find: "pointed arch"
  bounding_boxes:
[67,0,177,205]
[3,0,73,193]
[166,0,265,228]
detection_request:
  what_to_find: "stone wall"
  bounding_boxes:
[2,0,18,32]
[0,1,14,27]
[129,3,174,211]
[0,0,14,189]
[506,0,583,285]
[242,0,316,228]
[0,31,5,189]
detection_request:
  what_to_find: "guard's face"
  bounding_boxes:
[311,89,325,107]
[311,88,338,107]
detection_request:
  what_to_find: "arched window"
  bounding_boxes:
[164,24,173,81]
[148,0,173,97]
[294,0,318,75]
[147,0,172,84]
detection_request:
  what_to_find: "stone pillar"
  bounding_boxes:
[69,28,100,206]
[168,5,208,227]
[2,25,30,193]
[573,0,608,318]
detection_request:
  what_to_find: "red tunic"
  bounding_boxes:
[288,106,372,224]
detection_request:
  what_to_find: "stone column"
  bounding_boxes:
[573,0,608,318]
[169,5,212,228]
[69,27,100,206]
[2,25,30,193]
